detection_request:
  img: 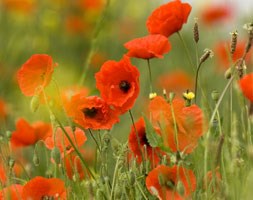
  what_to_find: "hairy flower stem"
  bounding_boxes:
[169,100,179,152]
[177,32,195,73]
[88,128,102,153]
[110,156,121,200]
[147,59,153,94]
[204,75,234,189]
[79,0,110,86]
[55,118,95,180]
[194,62,202,104]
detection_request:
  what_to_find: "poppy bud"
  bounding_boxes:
[158,174,166,186]
[129,171,136,185]
[30,95,40,112]
[169,92,175,102]
[8,158,15,169]
[176,180,185,196]
[6,130,12,139]
[224,67,232,79]
[51,147,61,164]
[103,132,111,145]
[33,151,40,166]
[211,90,220,102]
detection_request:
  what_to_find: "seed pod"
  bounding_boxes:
[193,18,199,43]
[230,30,238,55]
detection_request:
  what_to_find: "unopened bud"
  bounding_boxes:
[33,151,40,166]
[6,131,12,139]
[224,67,232,79]
[51,147,61,164]
[169,92,175,102]
[176,180,185,196]
[8,158,15,169]
[30,95,40,113]
[129,171,136,185]
[211,90,220,102]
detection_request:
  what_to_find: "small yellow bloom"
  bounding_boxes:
[149,92,157,100]
[183,92,195,100]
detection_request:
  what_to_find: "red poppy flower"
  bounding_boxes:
[146,0,192,37]
[67,94,120,130]
[0,184,23,200]
[0,98,7,122]
[124,34,171,59]
[200,4,232,25]
[215,40,252,70]
[0,163,7,185]
[95,56,140,113]
[2,0,36,14]
[149,96,204,154]
[65,15,88,34]
[204,167,222,190]
[157,70,194,96]
[239,73,253,102]
[22,176,67,200]
[146,165,196,200]
[62,85,89,111]
[11,118,52,148]
[45,126,87,156]
[17,54,57,96]
[128,117,164,166]
[64,149,94,180]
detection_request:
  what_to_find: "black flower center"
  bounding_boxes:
[141,134,149,146]
[119,80,131,93]
[83,107,98,118]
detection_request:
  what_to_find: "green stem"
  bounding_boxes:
[147,59,153,94]
[128,110,145,164]
[55,118,95,180]
[204,75,234,188]
[110,156,121,200]
[79,0,110,85]
[177,32,195,73]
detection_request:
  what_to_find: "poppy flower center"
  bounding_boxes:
[83,107,98,118]
[41,196,54,200]
[141,134,149,146]
[119,80,131,93]
[166,179,175,189]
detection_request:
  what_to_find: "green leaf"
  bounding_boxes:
[143,115,161,148]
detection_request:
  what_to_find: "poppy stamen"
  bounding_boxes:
[83,107,98,118]
[119,80,131,93]
[41,196,54,200]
